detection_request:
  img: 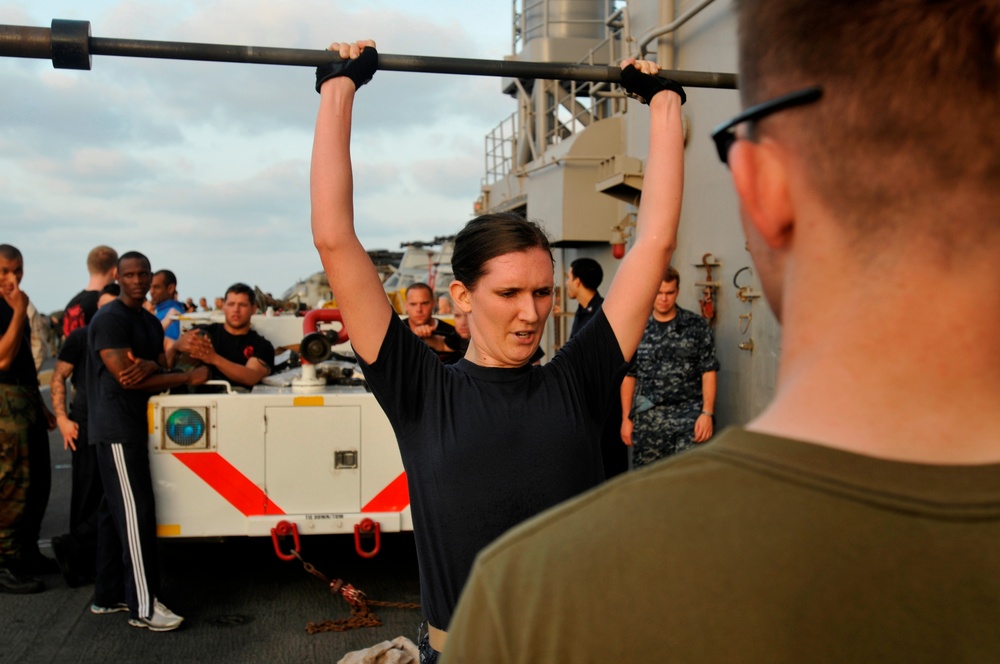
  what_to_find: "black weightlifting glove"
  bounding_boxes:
[315,47,378,93]
[620,64,686,105]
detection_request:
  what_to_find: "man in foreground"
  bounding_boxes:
[443,1,1000,660]
[169,282,274,390]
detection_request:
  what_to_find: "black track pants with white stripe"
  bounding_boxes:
[94,442,160,620]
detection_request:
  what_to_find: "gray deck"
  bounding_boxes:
[3,375,423,663]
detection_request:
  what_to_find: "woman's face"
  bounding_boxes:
[455,247,554,368]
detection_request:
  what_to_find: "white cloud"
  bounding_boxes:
[0,0,514,312]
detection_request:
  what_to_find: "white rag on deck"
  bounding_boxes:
[337,636,420,664]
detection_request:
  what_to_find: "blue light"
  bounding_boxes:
[166,408,206,446]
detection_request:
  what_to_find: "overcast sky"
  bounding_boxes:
[0,0,516,313]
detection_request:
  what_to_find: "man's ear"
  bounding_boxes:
[449,280,472,313]
[728,139,795,249]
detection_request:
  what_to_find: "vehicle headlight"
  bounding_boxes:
[160,406,213,450]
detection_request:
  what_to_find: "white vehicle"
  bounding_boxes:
[147,310,410,558]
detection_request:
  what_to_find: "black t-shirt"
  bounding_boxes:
[58,327,89,423]
[571,292,604,338]
[63,289,100,337]
[429,319,466,364]
[405,317,459,363]
[432,319,456,337]
[439,335,469,365]
[0,300,37,386]
[195,323,275,389]
[359,308,627,629]
[86,299,164,445]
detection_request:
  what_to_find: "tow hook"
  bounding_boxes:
[353,518,381,558]
[271,520,301,561]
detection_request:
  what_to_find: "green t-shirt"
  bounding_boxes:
[443,428,1000,663]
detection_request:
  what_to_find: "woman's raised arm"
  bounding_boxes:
[602,59,686,361]
[310,40,393,364]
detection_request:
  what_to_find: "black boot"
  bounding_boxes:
[52,534,93,588]
[14,548,60,576]
[0,566,44,594]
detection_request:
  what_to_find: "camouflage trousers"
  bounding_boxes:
[631,406,700,468]
[0,384,38,563]
[417,622,440,664]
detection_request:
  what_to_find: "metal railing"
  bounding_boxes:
[485,0,630,185]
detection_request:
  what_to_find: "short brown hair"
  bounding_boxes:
[225,283,254,302]
[664,266,680,287]
[735,0,1000,245]
[406,282,433,299]
[87,246,118,275]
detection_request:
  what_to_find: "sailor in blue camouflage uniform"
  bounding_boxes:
[621,267,719,467]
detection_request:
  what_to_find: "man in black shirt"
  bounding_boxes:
[565,258,604,338]
[50,283,120,587]
[62,245,118,337]
[565,257,627,479]
[403,282,456,359]
[169,283,274,390]
[88,251,208,630]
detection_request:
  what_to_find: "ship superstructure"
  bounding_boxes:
[477,0,773,426]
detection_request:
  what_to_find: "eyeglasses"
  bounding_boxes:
[710,86,823,165]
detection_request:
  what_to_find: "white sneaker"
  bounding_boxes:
[128,599,184,632]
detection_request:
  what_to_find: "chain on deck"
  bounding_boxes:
[288,550,421,634]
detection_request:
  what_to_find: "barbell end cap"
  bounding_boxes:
[50,19,92,70]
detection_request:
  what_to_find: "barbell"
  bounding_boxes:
[0,19,738,89]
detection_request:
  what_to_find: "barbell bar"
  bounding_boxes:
[0,19,738,90]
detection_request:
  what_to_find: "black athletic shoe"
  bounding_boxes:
[15,550,60,576]
[51,534,90,587]
[0,566,44,594]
